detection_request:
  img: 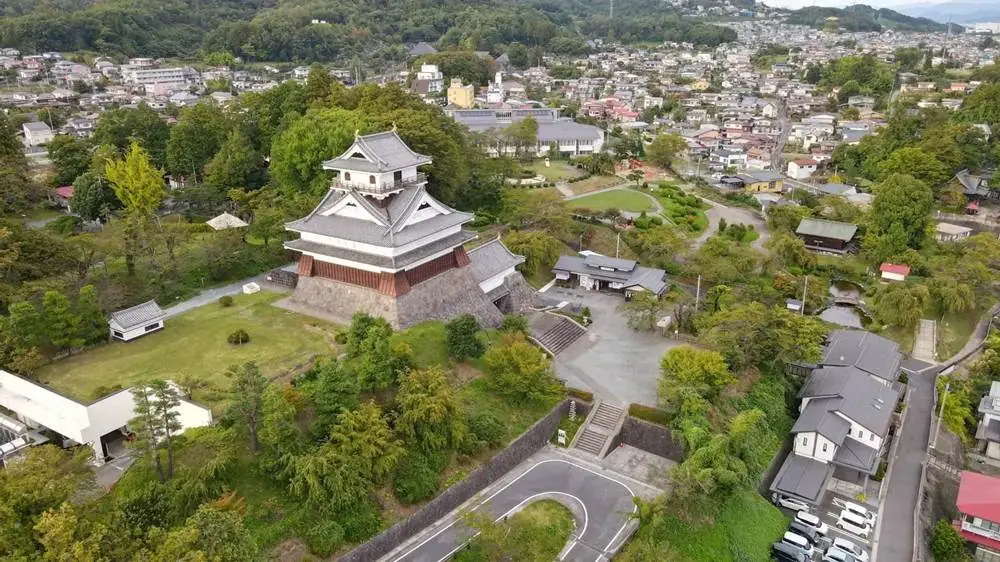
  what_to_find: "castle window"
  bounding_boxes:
[417,202,431,211]
[344,172,351,181]
[369,175,376,184]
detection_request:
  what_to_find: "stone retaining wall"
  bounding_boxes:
[608,416,685,462]
[338,398,577,562]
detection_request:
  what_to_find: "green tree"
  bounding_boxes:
[71,171,118,222]
[0,446,94,559]
[92,104,170,165]
[501,188,570,235]
[503,116,539,159]
[165,102,230,180]
[396,366,468,452]
[157,506,258,562]
[928,275,976,318]
[765,231,817,271]
[42,290,82,354]
[658,346,735,408]
[226,361,268,453]
[151,380,182,479]
[502,230,564,277]
[931,518,969,562]
[867,173,933,251]
[766,204,812,232]
[47,135,92,186]
[627,169,644,186]
[328,401,403,483]
[249,206,284,247]
[446,313,485,361]
[482,333,561,405]
[259,384,303,461]
[74,284,106,345]
[646,133,687,170]
[104,141,166,275]
[35,502,107,562]
[623,291,666,330]
[0,112,37,215]
[305,64,334,104]
[873,283,930,328]
[877,147,950,187]
[699,302,828,370]
[311,358,361,431]
[269,107,369,196]
[204,129,266,191]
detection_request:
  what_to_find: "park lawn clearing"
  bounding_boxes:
[937,301,993,359]
[568,175,621,195]
[568,188,654,213]
[528,160,584,181]
[393,321,450,369]
[36,291,336,408]
[623,489,787,561]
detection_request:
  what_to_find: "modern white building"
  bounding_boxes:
[22,121,54,147]
[122,66,198,89]
[936,222,973,242]
[0,370,212,465]
[109,300,166,342]
[414,64,444,94]
[447,108,604,157]
[787,158,818,179]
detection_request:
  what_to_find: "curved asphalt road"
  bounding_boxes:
[390,459,637,562]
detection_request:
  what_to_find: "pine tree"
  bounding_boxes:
[130,382,165,483]
[150,380,182,479]
[43,291,82,354]
[226,362,268,452]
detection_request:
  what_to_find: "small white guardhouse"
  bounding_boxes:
[109,300,166,342]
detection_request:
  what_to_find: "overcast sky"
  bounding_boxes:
[764,0,939,8]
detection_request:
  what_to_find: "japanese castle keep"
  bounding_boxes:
[284,130,532,328]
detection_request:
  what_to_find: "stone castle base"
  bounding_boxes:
[288,266,505,329]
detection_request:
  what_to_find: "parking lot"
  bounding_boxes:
[777,490,875,560]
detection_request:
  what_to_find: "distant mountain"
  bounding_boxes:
[895,0,1000,25]
[786,4,960,33]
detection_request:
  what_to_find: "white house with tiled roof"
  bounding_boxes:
[109,300,165,342]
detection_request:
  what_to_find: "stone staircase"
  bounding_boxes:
[533,316,587,355]
[572,401,625,457]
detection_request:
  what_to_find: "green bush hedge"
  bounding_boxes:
[304,520,345,557]
[566,387,594,402]
[393,452,441,505]
[628,403,670,426]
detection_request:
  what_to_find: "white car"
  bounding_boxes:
[837,510,872,539]
[823,549,857,562]
[829,537,870,562]
[795,510,829,536]
[843,501,877,526]
[774,495,810,512]
[782,531,815,558]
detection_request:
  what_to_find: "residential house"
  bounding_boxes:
[710,147,747,170]
[732,171,785,193]
[22,121,53,147]
[955,470,1000,561]
[770,363,899,506]
[413,64,444,95]
[847,95,876,110]
[787,158,818,179]
[936,222,973,242]
[953,170,1000,201]
[552,254,666,298]
[819,330,902,386]
[109,300,166,342]
[51,186,74,213]
[818,183,858,197]
[977,383,1000,460]
[795,217,858,253]
[447,79,474,108]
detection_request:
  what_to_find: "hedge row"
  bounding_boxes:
[628,403,671,426]
[566,387,594,402]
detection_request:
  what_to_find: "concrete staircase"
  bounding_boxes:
[572,401,625,457]
[533,315,587,355]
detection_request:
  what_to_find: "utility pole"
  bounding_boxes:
[694,275,702,313]
[931,382,950,450]
[615,232,620,258]
[800,275,808,315]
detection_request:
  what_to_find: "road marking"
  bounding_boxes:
[390,458,636,562]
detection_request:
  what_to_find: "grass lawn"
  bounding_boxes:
[37,292,337,407]
[458,377,562,442]
[937,301,993,359]
[394,321,450,369]
[568,175,622,195]
[568,189,654,213]
[623,490,788,561]
[577,222,638,260]
[528,160,584,182]
[879,324,915,355]
[453,499,575,562]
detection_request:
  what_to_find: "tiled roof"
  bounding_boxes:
[795,218,858,242]
[323,131,432,174]
[958,471,1000,523]
[109,300,164,330]
[467,238,525,284]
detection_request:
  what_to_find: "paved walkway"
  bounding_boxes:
[688,191,770,252]
[912,319,938,364]
[162,263,294,318]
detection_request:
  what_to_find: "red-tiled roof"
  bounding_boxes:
[54,185,74,199]
[793,158,818,165]
[958,471,1000,523]
[879,263,911,276]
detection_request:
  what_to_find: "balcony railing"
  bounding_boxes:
[963,519,1000,541]
[332,172,427,194]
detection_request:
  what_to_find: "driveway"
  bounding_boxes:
[546,287,683,406]
[162,263,294,318]
[389,457,636,562]
[873,372,932,562]
[691,195,770,252]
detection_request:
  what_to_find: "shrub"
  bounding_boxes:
[227,329,250,345]
[500,314,529,334]
[92,384,124,400]
[45,215,82,235]
[873,459,888,481]
[932,518,967,562]
[337,500,382,543]
[333,331,348,345]
[469,412,507,448]
[628,403,671,426]
[446,314,485,360]
[898,371,909,384]
[218,295,234,307]
[304,520,345,556]
[393,452,441,504]
[566,387,594,402]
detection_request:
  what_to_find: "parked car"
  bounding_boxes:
[772,541,807,562]
[843,501,876,526]
[829,537,870,562]
[773,494,810,512]
[787,520,820,545]
[836,510,872,538]
[781,531,815,558]
[795,510,830,536]
[823,548,858,562]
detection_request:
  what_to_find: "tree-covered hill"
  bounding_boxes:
[785,4,958,33]
[0,0,736,62]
